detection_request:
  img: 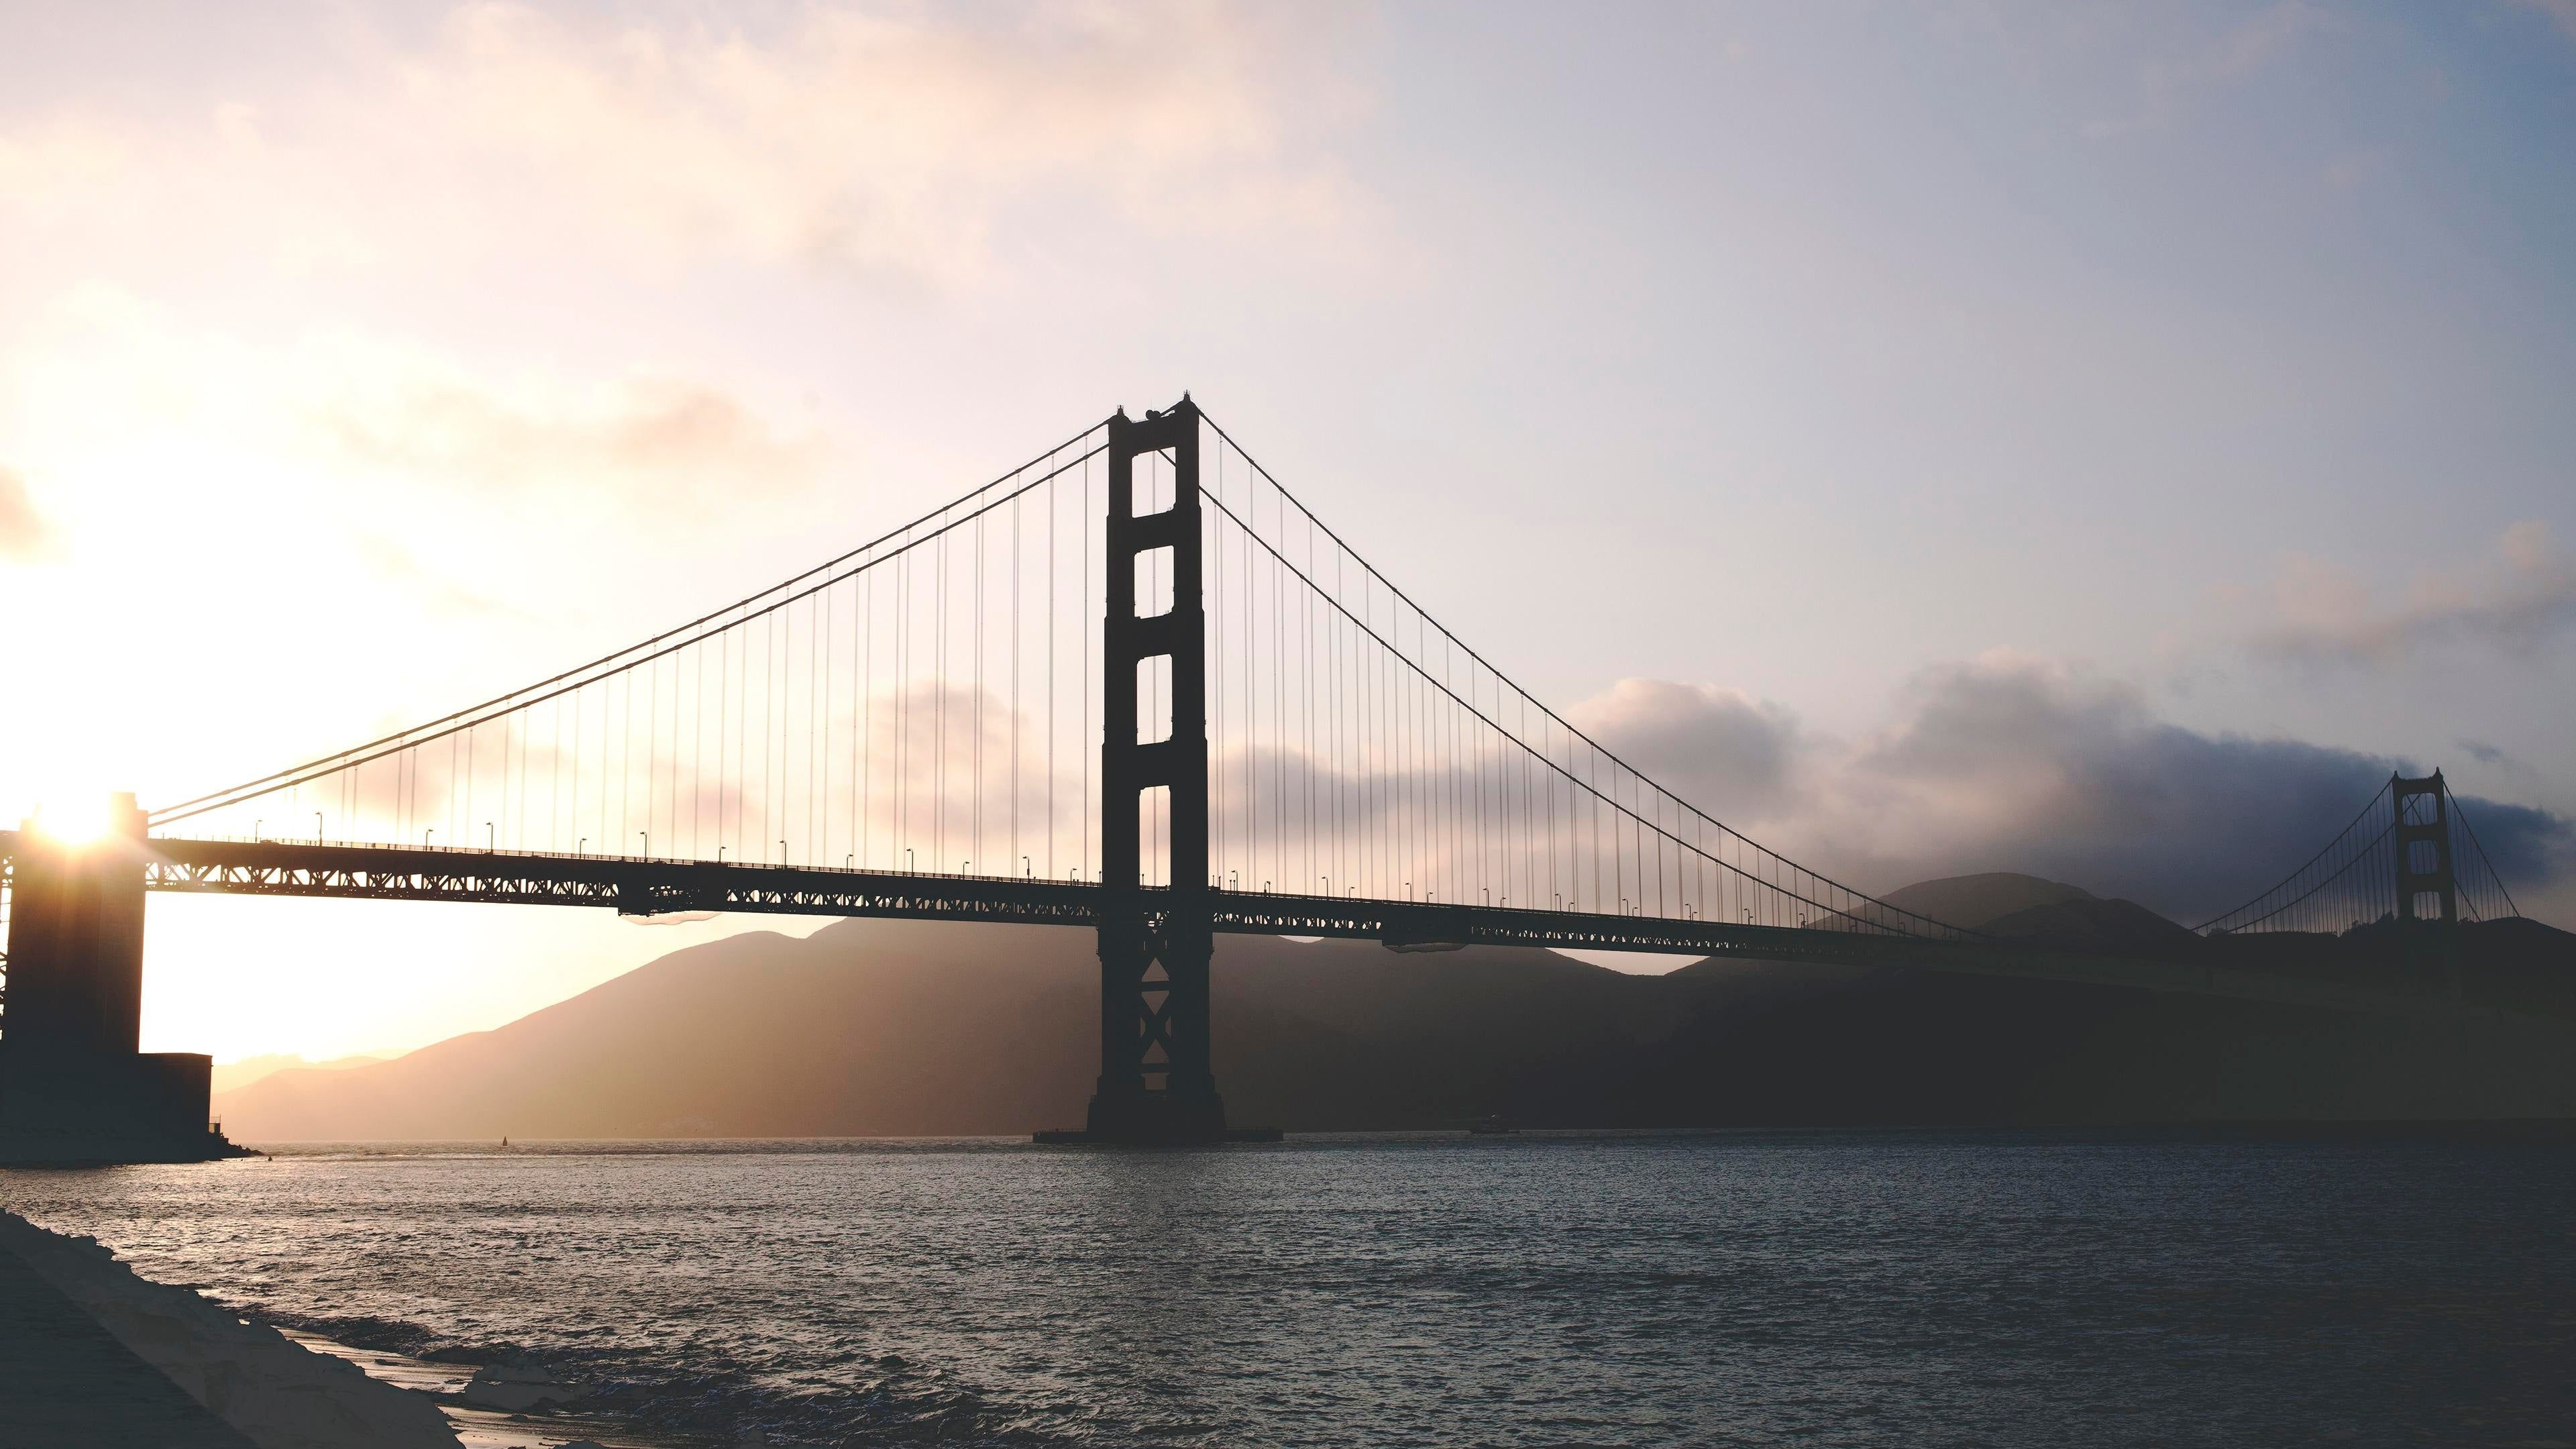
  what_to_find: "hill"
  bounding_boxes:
[1882,872,2202,952]
[211,1051,400,1095]
[215,909,2576,1140]
[1880,871,2098,927]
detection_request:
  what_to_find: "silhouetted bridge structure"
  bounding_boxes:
[0,398,2539,1147]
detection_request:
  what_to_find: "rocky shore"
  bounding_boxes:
[0,1208,460,1448]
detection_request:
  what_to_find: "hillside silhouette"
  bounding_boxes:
[1884,872,2203,952]
[210,1051,398,1095]
[217,877,2576,1140]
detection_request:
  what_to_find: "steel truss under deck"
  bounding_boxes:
[0,833,1933,962]
[0,832,2524,1032]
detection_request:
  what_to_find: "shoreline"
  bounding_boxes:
[0,1223,257,1448]
[0,1207,455,1446]
[0,1208,699,1449]
[280,1330,707,1449]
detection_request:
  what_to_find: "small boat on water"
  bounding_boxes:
[1468,1114,1517,1136]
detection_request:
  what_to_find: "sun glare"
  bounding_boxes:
[31,795,116,846]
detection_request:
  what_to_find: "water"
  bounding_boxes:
[4,1131,2571,1447]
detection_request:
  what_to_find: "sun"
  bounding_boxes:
[30,794,117,847]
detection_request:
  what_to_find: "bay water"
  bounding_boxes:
[4,1131,2570,1446]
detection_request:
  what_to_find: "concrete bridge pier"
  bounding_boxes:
[1,794,241,1163]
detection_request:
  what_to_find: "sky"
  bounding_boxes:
[1,0,2571,1062]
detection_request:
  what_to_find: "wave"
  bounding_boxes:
[249,1304,1087,1447]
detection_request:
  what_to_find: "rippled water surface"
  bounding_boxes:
[5,1132,2572,1446]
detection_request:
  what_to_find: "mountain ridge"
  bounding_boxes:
[214,885,2576,1138]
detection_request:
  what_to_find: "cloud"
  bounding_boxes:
[2446,795,2573,892]
[1831,655,2573,921]
[313,375,822,504]
[2515,0,2576,43]
[2253,521,2576,666]
[1567,655,2573,925]
[1837,657,2389,916]
[0,1,1374,288]
[11,289,820,519]
[1566,679,1801,824]
[0,466,57,561]
[417,0,1369,280]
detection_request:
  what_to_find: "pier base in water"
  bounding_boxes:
[1,796,256,1165]
[1032,1127,1285,1145]
[1036,1089,1279,1145]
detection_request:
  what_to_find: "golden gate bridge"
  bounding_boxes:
[0,398,2539,1150]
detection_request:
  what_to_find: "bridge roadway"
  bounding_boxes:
[0,830,2511,1026]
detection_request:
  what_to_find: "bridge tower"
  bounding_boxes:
[1081,398,1229,1144]
[2392,771,2459,926]
[4,795,150,1059]
[0,794,232,1162]
[2390,770,2464,996]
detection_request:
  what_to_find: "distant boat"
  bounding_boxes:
[1468,1114,1517,1136]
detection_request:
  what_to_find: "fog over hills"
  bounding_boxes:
[216,876,2576,1140]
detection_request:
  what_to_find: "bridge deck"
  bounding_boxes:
[0,832,2522,1025]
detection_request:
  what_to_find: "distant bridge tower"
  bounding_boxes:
[1081,398,1228,1144]
[2392,771,2458,926]
[2391,770,2465,997]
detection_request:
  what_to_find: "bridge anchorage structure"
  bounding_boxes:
[0,395,2539,1155]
